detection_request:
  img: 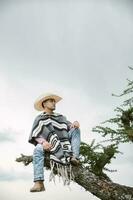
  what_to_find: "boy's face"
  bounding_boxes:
[43,98,56,111]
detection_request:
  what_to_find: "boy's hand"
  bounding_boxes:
[70,121,80,129]
[42,141,52,151]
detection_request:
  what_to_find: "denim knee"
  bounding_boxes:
[75,128,80,133]
[71,128,81,135]
[68,128,81,142]
[33,144,44,156]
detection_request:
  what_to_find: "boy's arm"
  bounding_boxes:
[35,136,46,144]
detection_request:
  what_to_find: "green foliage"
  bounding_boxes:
[80,140,119,178]
[92,67,133,144]
[80,67,133,179]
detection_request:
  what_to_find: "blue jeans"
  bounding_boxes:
[32,128,81,182]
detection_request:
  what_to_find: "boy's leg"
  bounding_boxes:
[30,144,45,192]
[68,128,81,159]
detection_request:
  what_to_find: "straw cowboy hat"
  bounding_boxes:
[34,93,62,111]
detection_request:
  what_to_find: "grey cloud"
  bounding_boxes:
[0,169,31,181]
[0,0,133,117]
[112,143,133,165]
[0,0,133,197]
[0,0,133,108]
[0,130,16,143]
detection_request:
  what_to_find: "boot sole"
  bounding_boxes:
[30,188,45,192]
[70,159,79,166]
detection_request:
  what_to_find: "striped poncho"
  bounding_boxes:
[28,112,72,165]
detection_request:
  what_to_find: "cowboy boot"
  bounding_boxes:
[30,181,45,192]
[70,157,80,166]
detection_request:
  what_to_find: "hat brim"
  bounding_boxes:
[34,94,62,111]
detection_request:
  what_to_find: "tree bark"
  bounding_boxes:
[16,154,133,200]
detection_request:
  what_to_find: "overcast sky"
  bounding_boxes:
[0,0,133,199]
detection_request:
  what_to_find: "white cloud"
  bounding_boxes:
[0,179,99,200]
[0,129,16,143]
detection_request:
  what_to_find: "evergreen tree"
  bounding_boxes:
[17,67,133,200]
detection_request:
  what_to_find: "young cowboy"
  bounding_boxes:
[28,93,81,192]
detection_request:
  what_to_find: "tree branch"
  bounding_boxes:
[16,154,133,200]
